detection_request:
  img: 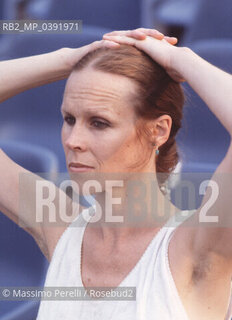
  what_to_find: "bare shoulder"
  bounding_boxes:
[168,213,232,319]
[41,203,87,262]
[167,140,232,310]
[0,147,88,262]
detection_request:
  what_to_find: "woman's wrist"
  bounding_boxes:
[169,46,197,83]
[55,47,75,75]
[44,48,74,80]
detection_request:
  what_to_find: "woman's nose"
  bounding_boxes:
[64,125,88,151]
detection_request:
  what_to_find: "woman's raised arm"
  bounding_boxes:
[0,39,122,259]
[103,29,232,136]
[0,148,83,260]
[0,40,120,103]
[103,29,232,272]
[170,46,232,137]
[0,49,71,103]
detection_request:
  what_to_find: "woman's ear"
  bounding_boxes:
[150,115,172,147]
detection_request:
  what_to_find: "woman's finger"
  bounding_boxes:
[103,28,164,41]
[102,35,137,47]
[164,36,178,45]
[126,29,162,40]
[103,29,178,45]
[133,29,178,45]
[135,28,164,39]
[91,40,121,50]
[103,30,146,40]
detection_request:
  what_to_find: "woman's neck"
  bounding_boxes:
[91,175,177,241]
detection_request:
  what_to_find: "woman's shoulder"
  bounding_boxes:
[43,203,90,262]
[168,210,232,319]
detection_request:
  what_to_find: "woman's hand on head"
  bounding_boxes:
[62,39,120,70]
[103,28,186,82]
[103,28,178,45]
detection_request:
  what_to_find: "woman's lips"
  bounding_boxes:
[68,165,94,172]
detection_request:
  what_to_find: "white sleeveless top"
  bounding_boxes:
[36,205,232,320]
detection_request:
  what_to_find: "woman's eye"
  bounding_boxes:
[64,116,75,125]
[63,116,109,129]
[91,120,109,129]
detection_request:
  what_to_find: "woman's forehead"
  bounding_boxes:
[61,97,121,118]
[65,68,136,101]
[62,68,137,114]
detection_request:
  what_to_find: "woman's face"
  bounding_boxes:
[61,67,156,186]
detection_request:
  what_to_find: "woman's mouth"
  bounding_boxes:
[68,162,95,172]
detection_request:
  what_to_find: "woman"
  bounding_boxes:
[0,28,232,319]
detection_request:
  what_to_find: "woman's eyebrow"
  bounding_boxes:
[61,106,117,117]
[84,108,115,116]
